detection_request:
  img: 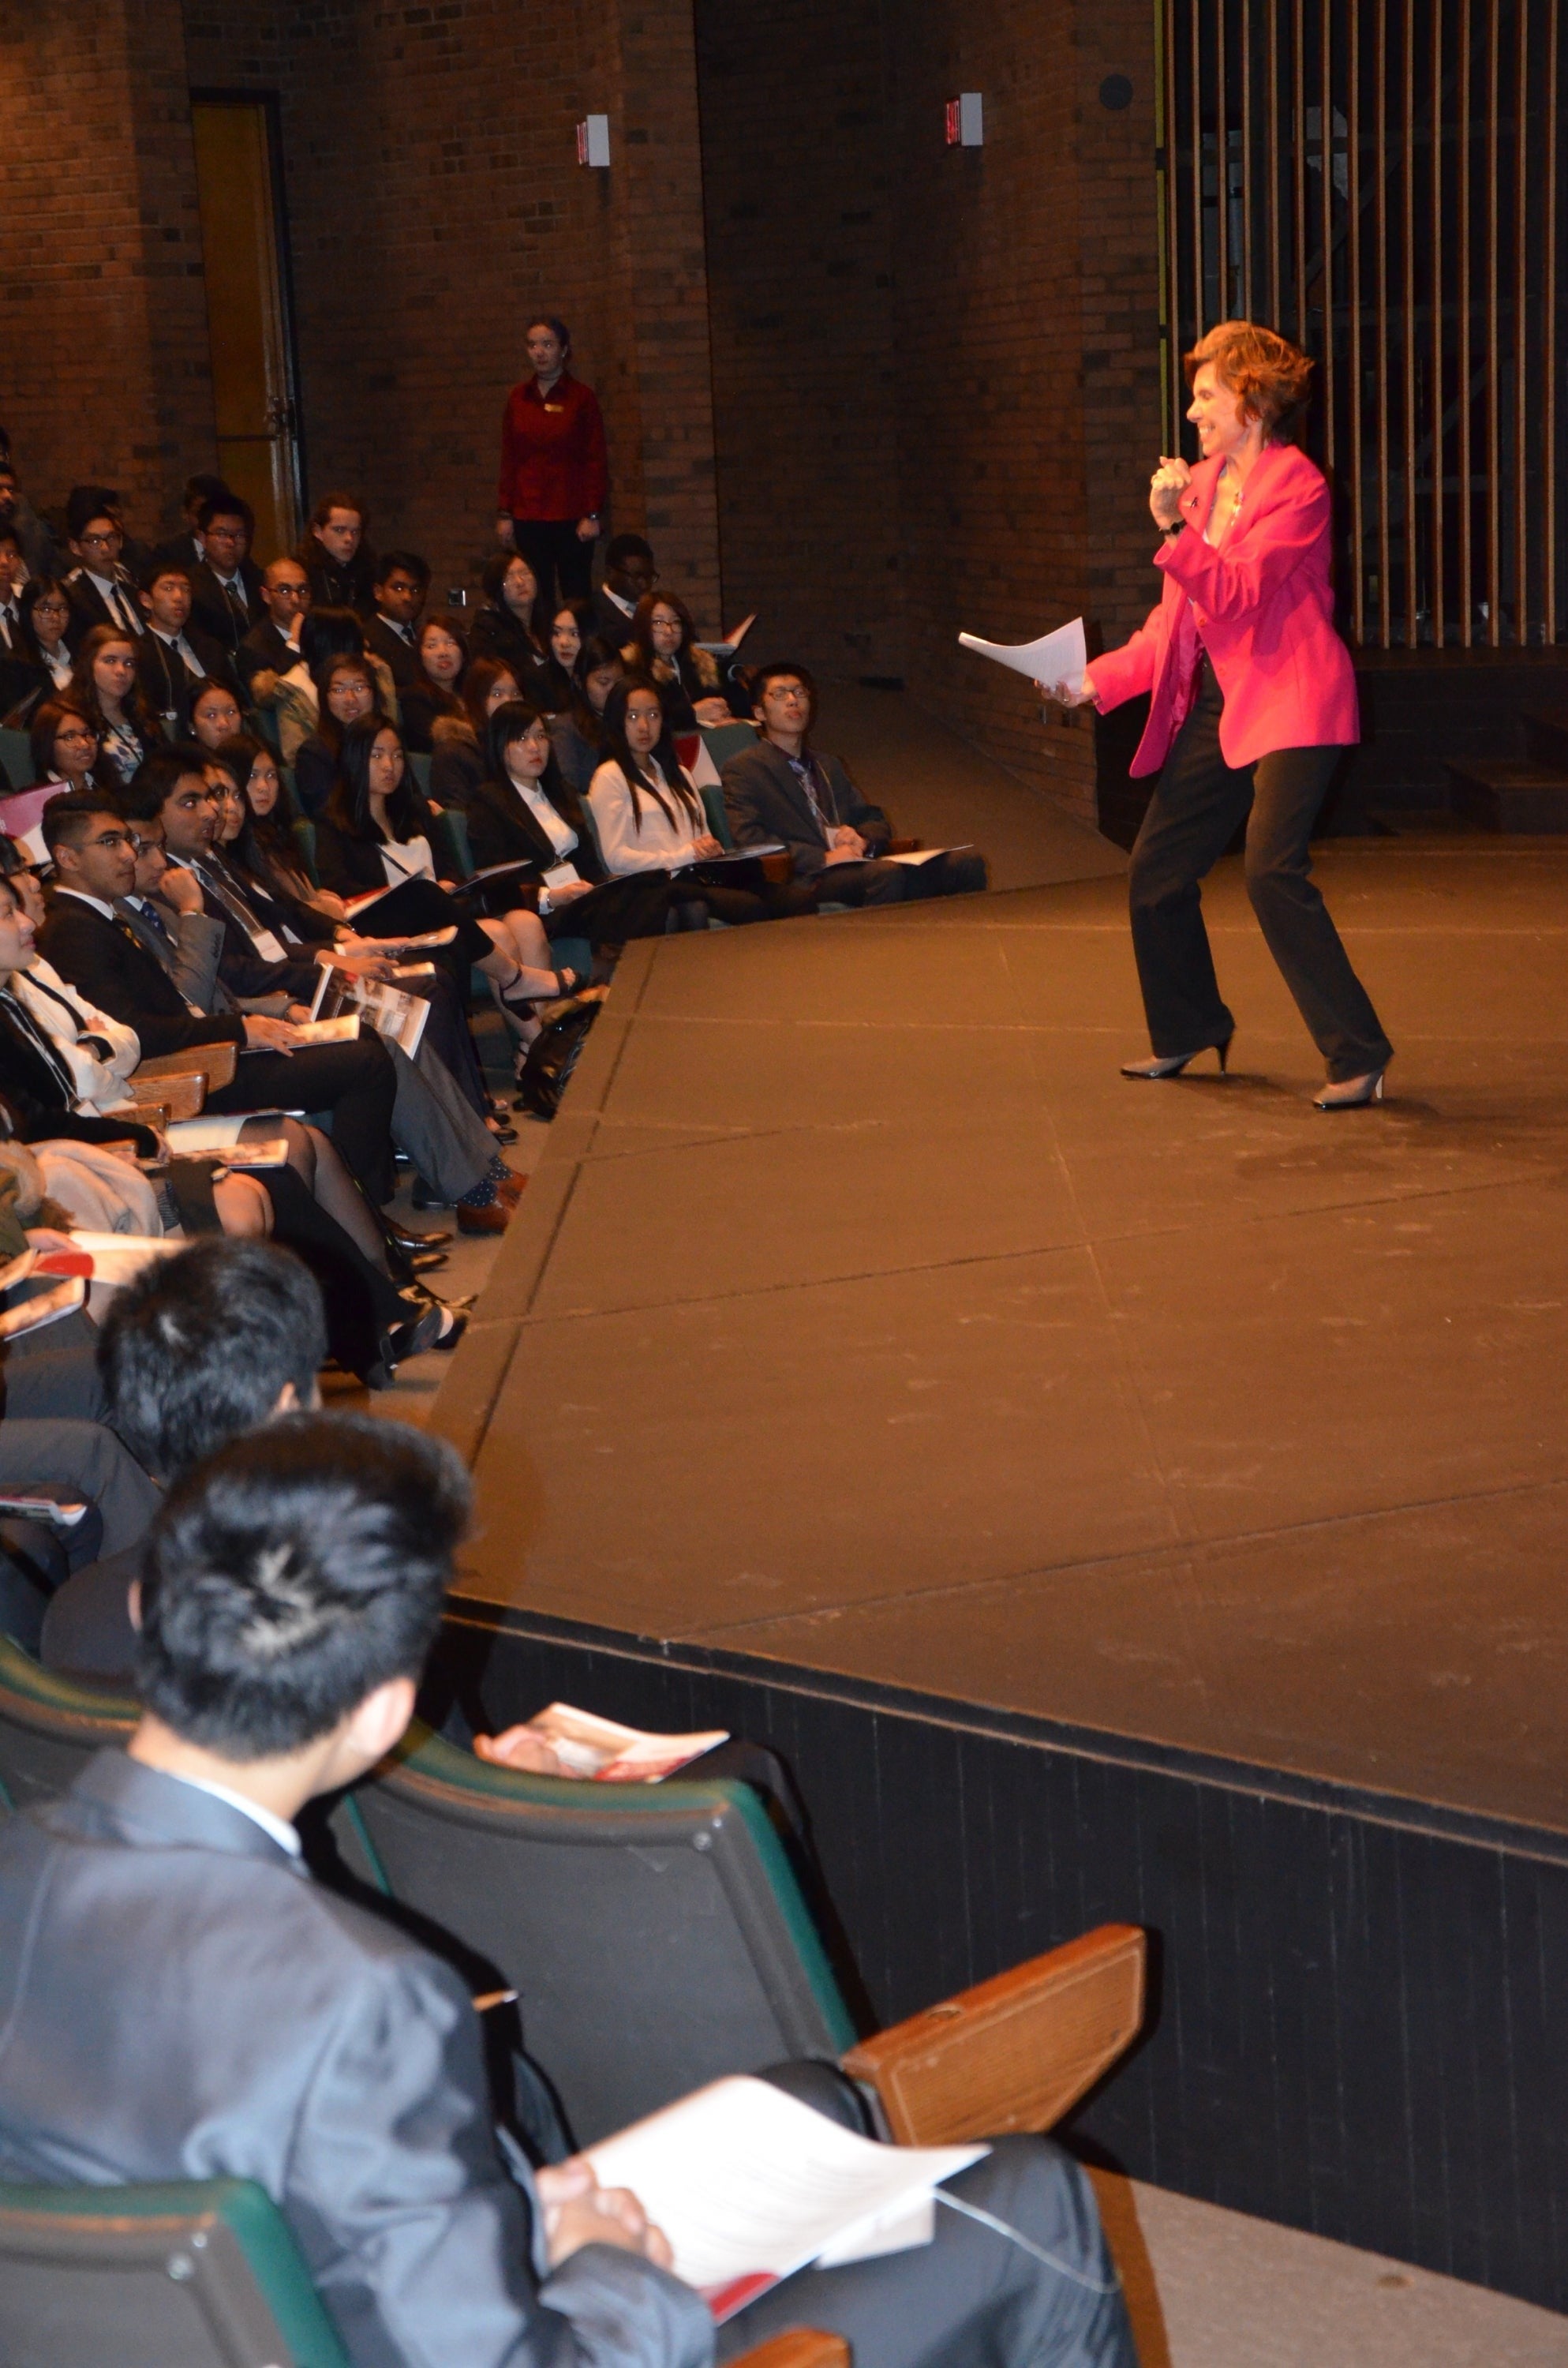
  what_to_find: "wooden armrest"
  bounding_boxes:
[840,1924,1145,2146]
[727,2336,850,2368]
[125,1073,204,1121]
[134,1041,238,1092]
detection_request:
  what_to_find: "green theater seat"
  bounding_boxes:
[336,1721,858,2145]
[699,720,758,772]
[0,2175,847,2368]
[0,1635,136,1815]
[0,726,36,790]
[0,2177,350,2368]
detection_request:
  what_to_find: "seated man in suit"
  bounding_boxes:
[37,790,400,1207]
[62,487,147,647]
[593,532,658,646]
[238,556,312,704]
[136,559,238,735]
[152,470,230,577]
[40,1235,326,1682]
[365,549,428,690]
[723,665,988,907]
[188,494,264,659]
[0,1414,1134,2368]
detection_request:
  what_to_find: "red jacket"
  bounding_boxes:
[497,373,608,523]
[1087,443,1359,775]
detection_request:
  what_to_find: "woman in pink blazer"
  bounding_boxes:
[1057,322,1391,1108]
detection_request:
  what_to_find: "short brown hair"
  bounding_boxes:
[1184,320,1313,438]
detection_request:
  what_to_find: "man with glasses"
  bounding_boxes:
[38,781,400,1206]
[592,532,658,643]
[724,662,990,907]
[189,496,264,656]
[136,560,239,736]
[237,556,312,703]
[63,487,146,647]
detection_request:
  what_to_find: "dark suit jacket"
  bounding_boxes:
[463,772,607,885]
[64,566,145,649]
[37,892,244,1059]
[189,557,266,655]
[137,627,238,732]
[0,1751,712,2368]
[302,545,376,616]
[721,740,889,881]
[237,616,296,695]
[364,612,422,690]
[179,856,320,1006]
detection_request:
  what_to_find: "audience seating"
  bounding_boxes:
[699,721,758,770]
[0,2175,848,2368]
[0,1635,135,1815]
[0,728,35,789]
[289,814,318,882]
[334,1720,1146,2149]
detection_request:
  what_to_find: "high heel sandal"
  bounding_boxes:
[1314,1068,1386,1110]
[1121,1033,1233,1080]
[499,963,586,1016]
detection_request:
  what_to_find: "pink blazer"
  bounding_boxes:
[1086,443,1359,776]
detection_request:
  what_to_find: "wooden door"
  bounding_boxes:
[189,97,303,560]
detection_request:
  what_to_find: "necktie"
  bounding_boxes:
[222,579,248,639]
[131,897,174,950]
[110,581,141,636]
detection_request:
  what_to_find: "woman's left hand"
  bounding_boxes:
[693,833,726,860]
[693,698,732,728]
[1149,456,1190,527]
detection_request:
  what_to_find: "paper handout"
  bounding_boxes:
[959,616,1087,695]
[477,1702,728,1782]
[583,2075,986,2316]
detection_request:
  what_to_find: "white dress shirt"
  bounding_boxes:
[509,771,578,859]
[167,1769,302,1859]
[586,757,706,875]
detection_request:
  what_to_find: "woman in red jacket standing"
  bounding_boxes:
[496,317,608,614]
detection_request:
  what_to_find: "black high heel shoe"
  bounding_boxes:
[1121,1034,1233,1080]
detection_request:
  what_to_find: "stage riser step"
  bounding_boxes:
[1446,757,1568,832]
[436,1609,1568,2323]
[1522,708,1568,770]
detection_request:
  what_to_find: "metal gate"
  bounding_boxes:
[1157,0,1566,648]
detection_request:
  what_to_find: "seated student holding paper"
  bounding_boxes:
[37,792,402,1209]
[620,591,735,732]
[724,665,989,906]
[589,677,774,929]
[470,700,672,948]
[117,803,522,1238]
[314,717,582,1029]
[0,1414,1133,2368]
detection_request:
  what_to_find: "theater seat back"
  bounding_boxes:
[0,1637,137,1814]
[0,2177,348,2368]
[339,1724,858,2144]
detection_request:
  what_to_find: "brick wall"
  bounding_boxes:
[696,0,1162,825]
[181,0,723,618]
[0,0,215,544]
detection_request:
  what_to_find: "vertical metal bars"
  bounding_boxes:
[1159,0,1566,646]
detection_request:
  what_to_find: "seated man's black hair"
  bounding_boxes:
[373,549,431,590]
[137,1411,469,1760]
[39,787,124,856]
[119,744,211,823]
[97,1238,328,1482]
[603,533,654,568]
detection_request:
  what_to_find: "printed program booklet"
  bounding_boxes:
[477,1703,730,1782]
[585,2075,986,2321]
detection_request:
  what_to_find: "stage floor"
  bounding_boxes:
[437,838,1568,1833]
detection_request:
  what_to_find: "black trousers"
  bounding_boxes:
[511,516,594,611]
[205,1036,399,1204]
[814,849,990,908]
[1128,661,1391,1081]
[719,2131,1135,2368]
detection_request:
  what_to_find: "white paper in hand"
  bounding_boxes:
[958,616,1087,695]
[583,2074,986,2310]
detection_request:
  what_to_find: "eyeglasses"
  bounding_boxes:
[126,834,162,856]
[55,728,97,747]
[83,830,133,853]
[77,529,122,549]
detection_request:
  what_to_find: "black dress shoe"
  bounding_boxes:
[385,1218,453,1252]
[409,1250,449,1275]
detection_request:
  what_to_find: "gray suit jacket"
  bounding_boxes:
[720,740,889,880]
[114,894,227,1017]
[0,1751,713,2368]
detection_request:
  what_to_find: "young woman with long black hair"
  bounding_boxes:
[587,676,770,926]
